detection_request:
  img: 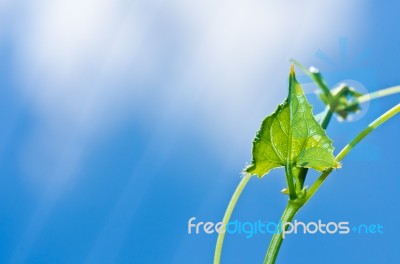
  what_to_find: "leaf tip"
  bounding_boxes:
[290,63,295,77]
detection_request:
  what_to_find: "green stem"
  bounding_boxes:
[320,106,334,130]
[263,200,302,264]
[285,164,297,200]
[214,174,252,264]
[354,85,400,105]
[306,103,400,202]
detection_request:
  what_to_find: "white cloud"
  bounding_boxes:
[0,0,368,204]
[5,1,366,261]
[0,0,367,194]
[11,0,366,140]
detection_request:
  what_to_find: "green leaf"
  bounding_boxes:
[245,65,340,178]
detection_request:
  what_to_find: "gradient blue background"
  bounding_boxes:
[0,1,399,263]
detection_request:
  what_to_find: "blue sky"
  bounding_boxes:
[0,0,399,263]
